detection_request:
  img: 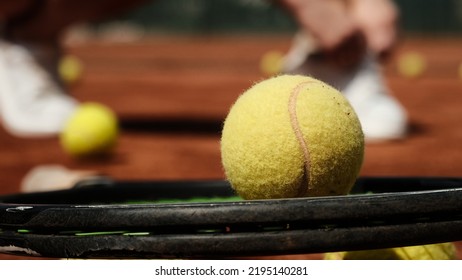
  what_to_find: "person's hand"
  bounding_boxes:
[281,0,359,50]
[280,0,367,69]
[351,0,399,57]
[279,0,399,66]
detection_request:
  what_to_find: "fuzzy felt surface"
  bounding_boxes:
[220,75,364,199]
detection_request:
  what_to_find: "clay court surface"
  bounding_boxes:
[0,35,461,259]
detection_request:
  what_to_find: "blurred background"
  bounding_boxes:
[0,0,461,259]
[79,0,462,37]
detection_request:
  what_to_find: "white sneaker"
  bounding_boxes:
[0,39,78,137]
[283,32,407,142]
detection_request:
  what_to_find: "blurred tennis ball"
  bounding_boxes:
[59,54,84,85]
[60,102,118,157]
[259,50,284,77]
[325,242,457,260]
[396,51,426,78]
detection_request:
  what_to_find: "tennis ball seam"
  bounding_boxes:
[288,81,315,196]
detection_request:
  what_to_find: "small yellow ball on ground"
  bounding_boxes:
[324,242,457,260]
[259,50,284,77]
[59,54,84,85]
[220,75,364,200]
[60,102,118,157]
[396,51,426,78]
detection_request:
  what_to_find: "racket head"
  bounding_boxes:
[0,177,461,258]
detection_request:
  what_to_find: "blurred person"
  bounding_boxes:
[0,0,146,137]
[0,0,406,140]
[281,0,407,141]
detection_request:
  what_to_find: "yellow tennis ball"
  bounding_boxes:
[220,75,364,200]
[259,50,284,77]
[397,51,426,78]
[324,242,457,260]
[60,102,118,157]
[59,54,83,85]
